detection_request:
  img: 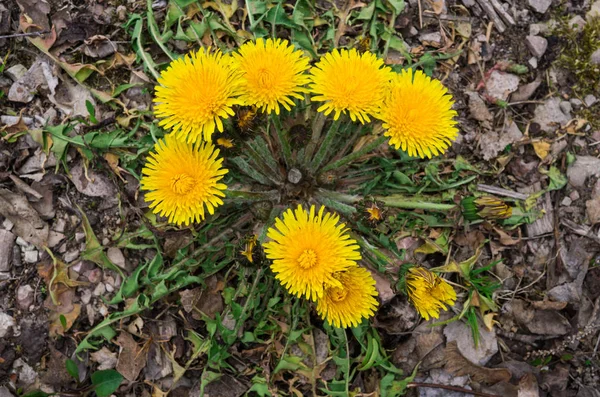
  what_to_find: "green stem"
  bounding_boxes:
[225,189,280,202]
[309,118,341,173]
[377,195,457,211]
[146,0,176,60]
[272,115,293,168]
[304,112,327,165]
[320,136,386,173]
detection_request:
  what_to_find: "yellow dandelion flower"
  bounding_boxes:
[264,205,361,301]
[316,267,379,328]
[379,68,458,159]
[233,38,310,114]
[154,48,241,143]
[141,134,228,226]
[406,267,456,321]
[309,49,394,123]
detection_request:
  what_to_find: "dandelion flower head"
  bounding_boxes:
[316,267,379,328]
[309,49,394,123]
[379,68,458,159]
[264,205,361,301]
[406,267,456,321]
[232,38,310,114]
[154,48,241,143]
[141,134,228,226]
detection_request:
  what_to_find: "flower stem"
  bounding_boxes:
[377,195,457,211]
[320,136,386,173]
[225,190,280,203]
[309,118,341,173]
[271,115,293,168]
[304,112,327,164]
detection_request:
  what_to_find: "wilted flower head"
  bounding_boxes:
[316,267,379,328]
[461,196,513,221]
[141,134,228,226]
[405,267,456,320]
[378,68,458,159]
[233,38,310,114]
[263,205,361,301]
[309,49,394,123]
[154,48,241,143]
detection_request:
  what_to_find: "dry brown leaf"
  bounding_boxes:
[0,188,48,247]
[445,341,511,384]
[493,227,521,246]
[518,373,540,397]
[531,299,568,311]
[116,332,148,382]
[49,303,81,337]
[429,0,445,14]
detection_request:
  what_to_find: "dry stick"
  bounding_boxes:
[488,0,516,26]
[407,383,500,397]
[0,30,50,39]
[476,0,507,32]
[477,184,529,200]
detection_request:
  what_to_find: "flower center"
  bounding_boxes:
[170,173,195,195]
[330,287,348,302]
[297,249,318,269]
[258,68,274,89]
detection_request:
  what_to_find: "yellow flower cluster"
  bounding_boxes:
[264,205,378,328]
[405,267,456,320]
[152,40,458,156]
[142,39,458,225]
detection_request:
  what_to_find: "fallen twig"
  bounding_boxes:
[407,382,501,397]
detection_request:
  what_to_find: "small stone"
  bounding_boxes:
[561,197,572,206]
[5,64,27,81]
[587,1,600,20]
[0,230,15,272]
[567,156,600,188]
[527,0,552,14]
[571,98,583,108]
[288,168,302,184]
[569,15,586,33]
[53,218,67,233]
[63,249,79,263]
[93,283,106,296]
[75,232,85,242]
[419,31,443,47]
[0,312,16,337]
[560,101,573,115]
[15,237,29,247]
[48,231,65,248]
[23,250,38,264]
[525,35,548,58]
[16,285,34,310]
[528,57,538,69]
[570,190,581,201]
[105,283,114,293]
[585,94,597,107]
[533,97,570,132]
[107,247,125,269]
[12,358,37,386]
[81,289,92,305]
[461,0,475,6]
[2,218,14,231]
[485,70,520,101]
[590,49,600,65]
